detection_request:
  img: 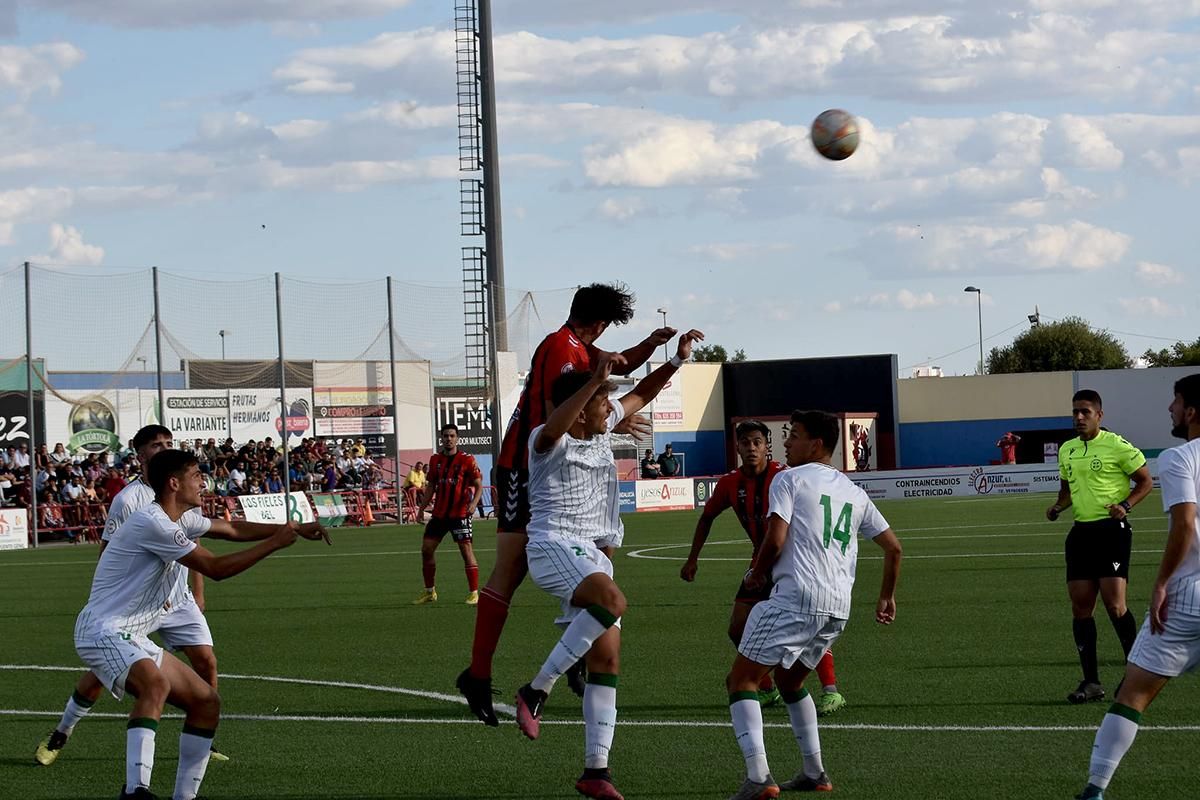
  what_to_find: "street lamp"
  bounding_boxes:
[963,286,983,375]
[218,329,230,360]
[135,356,147,372]
[656,307,669,363]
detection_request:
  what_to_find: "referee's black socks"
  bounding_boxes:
[1073,617,1100,683]
[1113,610,1138,658]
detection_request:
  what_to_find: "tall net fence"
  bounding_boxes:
[0,262,577,544]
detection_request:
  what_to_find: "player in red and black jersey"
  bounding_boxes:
[413,424,484,606]
[458,282,676,726]
[681,420,845,715]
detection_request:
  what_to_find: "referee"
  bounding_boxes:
[1047,389,1154,704]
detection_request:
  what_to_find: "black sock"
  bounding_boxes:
[1114,610,1138,658]
[1073,617,1099,683]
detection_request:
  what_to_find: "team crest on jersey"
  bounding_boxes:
[1090,457,1103,472]
[173,529,189,548]
[104,518,119,538]
[561,363,575,374]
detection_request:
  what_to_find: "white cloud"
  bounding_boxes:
[33,222,104,266]
[856,220,1131,274]
[269,17,1200,104]
[822,288,986,313]
[1117,296,1182,317]
[30,0,413,28]
[597,196,648,223]
[0,42,84,98]
[1135,261,1186,286]
[1053,115,1124,170]
[686,242,792,262]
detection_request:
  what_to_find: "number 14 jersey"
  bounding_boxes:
[767,462,890,619]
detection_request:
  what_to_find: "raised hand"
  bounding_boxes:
[676,330,705,361]
[297,520,332,545]
[612,412,652,440]
[593,350,627,382]
[645,327,678,347]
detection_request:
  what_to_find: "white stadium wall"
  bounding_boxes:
[1075,366,1200,457]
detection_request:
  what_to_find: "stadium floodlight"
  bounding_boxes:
[963,287,983,375]
[218,329,230,360]
[657,308,668,362]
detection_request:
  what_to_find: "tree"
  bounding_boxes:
[986,316,1130,374]
[1142,337,1200,368]
[692,344,747,363]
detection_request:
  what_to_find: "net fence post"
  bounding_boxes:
[152,266,165,422]
[387,277,403,509]
[275,272,291,502]
[24,261,38,548]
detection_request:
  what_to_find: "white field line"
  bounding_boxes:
[4,709,1200,733]
[5,666,1198,732]
[625,541,1168,562]
[0,664,516,717]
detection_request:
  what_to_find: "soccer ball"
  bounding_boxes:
[811,109,859,161]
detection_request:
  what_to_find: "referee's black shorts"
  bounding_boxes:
[1065,518,1133,582]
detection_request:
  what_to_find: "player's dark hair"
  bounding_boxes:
[735,420,770,441]
[1175,374,1200,412]
[790,410,840,453]
[551,371,614,408]
[147,449,198,496]
[1072,389,1103,409]
[568,282,635,326]
[132,424,172,450]
[441,423,459,434]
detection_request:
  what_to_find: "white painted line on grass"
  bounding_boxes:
[0,665,516,717]
[626,543,1168,563]
[4,709,1199,733]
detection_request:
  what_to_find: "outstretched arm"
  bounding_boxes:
[177,525,297,582]
[619,330,704,417]
[207,518,330,545]
[615,327,677,373]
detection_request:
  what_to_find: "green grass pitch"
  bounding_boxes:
[1,491,1195,799]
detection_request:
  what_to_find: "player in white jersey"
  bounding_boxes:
[513,331,703,800]
[36,426,329,768]
[725,410,902,800]
[73,448,325,800]
[1075,374,1200,800]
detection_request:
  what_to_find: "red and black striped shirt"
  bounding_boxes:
[427,450,482,520]
[701,461,786,553]
[497,324,597,470]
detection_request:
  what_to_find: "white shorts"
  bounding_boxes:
[155,600,214,651]
[1129,608,1200,678]
[738,599,846,671]
[527,538,614,626]
[75,633,164,701]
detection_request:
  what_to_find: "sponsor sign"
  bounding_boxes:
[238,492,315,525]
[160,390,312,446]
[314,405,395,444]
[693,477,721,509]
[849,462,1111,501]
[0,390,45,449]
[649,368,683,429]
[0,508,29,550]
[310,493,348,528]
[618,481,637,514]
[1043,442,1060,464]
[434,390,493,455]
[635,478,695,512]
[68,395,121,453]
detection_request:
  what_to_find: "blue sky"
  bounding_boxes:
[1,0,1198,375]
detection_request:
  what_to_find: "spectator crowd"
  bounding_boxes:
[0,436,390,542]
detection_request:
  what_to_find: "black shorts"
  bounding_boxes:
[425,517,473,543]
[1065,518,1132,582]
[495,466,529,533]
[734,575,774,605]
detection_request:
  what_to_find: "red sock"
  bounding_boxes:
[816,650,837,688]
[465,564,479,592]
[469,588,510,679]
[422,560,436,590]
[758,673,774,692]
